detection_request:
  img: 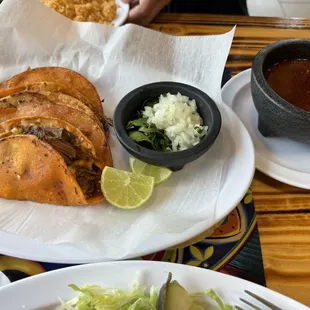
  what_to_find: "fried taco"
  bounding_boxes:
[0,91,53,108]
[0,67,103,119]
[0,117,105,205]
[0,92,54,123]
[0,91,102,128]
[0,102,113,166]
[0,135,87,205]
[39,91,103,128]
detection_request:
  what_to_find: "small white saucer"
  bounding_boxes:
[222,69,310,189]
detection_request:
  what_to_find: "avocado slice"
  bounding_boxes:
[157,273,205,310]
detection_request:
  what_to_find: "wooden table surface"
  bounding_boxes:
[151,13,310,306]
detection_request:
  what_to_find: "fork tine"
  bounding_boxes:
[235,306,247,310]
[245,290,282,310]
[240,297,263,310]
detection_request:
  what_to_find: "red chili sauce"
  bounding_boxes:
[265,59,310,111]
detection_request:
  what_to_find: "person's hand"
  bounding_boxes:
[123,0,171,26]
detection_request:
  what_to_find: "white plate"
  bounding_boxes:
[0,260,307,310]
[0,104,255,264]
[114,0,129,27]
[222,69,310,189]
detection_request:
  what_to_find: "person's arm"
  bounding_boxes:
[123,0,172,26]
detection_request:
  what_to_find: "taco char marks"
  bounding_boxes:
[20,125,102,198]
[0,117,105,204]
[0,67,113,205]
[0,67,104,120]
[0,135,88,206]
[0,99,113,166]
[0,90,103,129]
[0,67,112,206]
[21,125,89,166]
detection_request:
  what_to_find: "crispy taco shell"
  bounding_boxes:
[0,91,53,108]
[0,135,87,205]
[0,117,105,205]
[0,67,103,118]
[0,102,113,166]
[0,92,54,123]
[0,91,103,129]
[39,91,103,128]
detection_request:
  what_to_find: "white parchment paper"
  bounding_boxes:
[0,0,235,259]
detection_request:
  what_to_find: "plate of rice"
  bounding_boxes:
[40,0,129,27]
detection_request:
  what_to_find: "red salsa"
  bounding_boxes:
[265,59,310,111]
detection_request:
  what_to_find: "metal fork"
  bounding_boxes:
[235,290,283,310]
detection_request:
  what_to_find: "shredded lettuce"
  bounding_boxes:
[191,289,234,310]
[57,282,158,310]
[57,282,233,310]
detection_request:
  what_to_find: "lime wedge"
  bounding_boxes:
[129,158,172,185]
[101,166,154,209]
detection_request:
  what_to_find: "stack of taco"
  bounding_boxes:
[0,67,113,206]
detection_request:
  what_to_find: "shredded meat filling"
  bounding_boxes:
[74,168,100,198]
[21,125,99,197]
[22,125,76,164]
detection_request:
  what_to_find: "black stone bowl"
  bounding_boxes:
[113,82,222,171]
[251,39,310,144]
